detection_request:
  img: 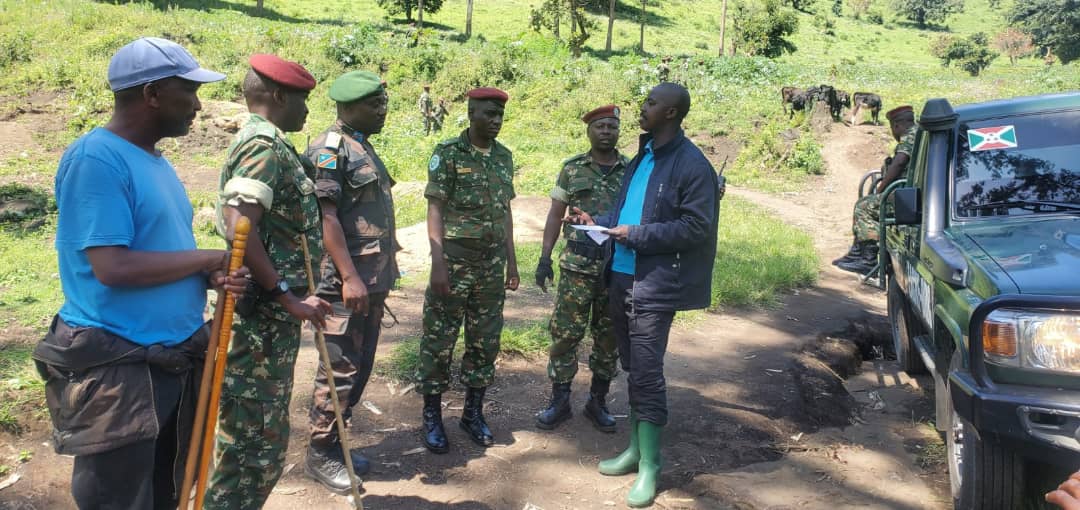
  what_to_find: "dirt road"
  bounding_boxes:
[0,120,950,509]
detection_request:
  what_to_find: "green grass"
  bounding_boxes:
[0,343,45,434]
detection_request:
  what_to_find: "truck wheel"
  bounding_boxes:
[947,357,1026,510]
[887,274,926,374]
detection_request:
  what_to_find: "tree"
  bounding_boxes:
[465,0,474,38]
[730,0,799,57]
[719,0,729,56]
[639,0,646,53]
[892,0,963,28]
[993,28,1035,64]
[832,0,843,16]
[375,0,444,22]
[1009,0,1080,65]
[930,32,998,76]
[605,0,615,53]
[530,0,596,57]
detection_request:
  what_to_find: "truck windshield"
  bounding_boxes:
[954,109,1080,218]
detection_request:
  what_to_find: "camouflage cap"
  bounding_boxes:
[328,70,383,103]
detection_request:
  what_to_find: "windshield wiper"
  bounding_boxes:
[961,200,1080,214]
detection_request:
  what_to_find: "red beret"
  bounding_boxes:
[582,104,621,124]
[249,54,316,91]
[467,87,509,103]
[886,105,914,122]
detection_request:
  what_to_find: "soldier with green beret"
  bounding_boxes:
[418,87,519,453]
[207,54,332,510]
[535,104,627,432]
[300,70,398,493]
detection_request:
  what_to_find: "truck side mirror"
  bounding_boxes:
[893,187,921,225]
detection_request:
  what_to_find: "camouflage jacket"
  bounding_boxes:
[895,125,917,157]
[424,129,515,249]
[217,113,323,323]
[305,120,399,294]
[418,92,432,115]
[550,151,628,275]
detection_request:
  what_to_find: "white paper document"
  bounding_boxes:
[571,224,609,245]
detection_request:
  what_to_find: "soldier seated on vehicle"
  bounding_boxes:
[833,105,917,275]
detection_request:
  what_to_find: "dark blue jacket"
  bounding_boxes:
[596,130,720,311]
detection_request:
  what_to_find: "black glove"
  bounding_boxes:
[535,257,554,293]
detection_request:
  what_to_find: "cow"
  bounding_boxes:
[835,89,851,118]
[850,92,883,125]
[781,86,807,117]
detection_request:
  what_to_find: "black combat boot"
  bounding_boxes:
[836,241,878,274]
[583,376,617,433]
[422,393,449,454]
[831,242,864,267]
[535,382,572,430]
[305,442,355,493]
[459,386,495,447]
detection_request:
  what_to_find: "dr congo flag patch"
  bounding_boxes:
[316,152,338,170]
[967,125,1017,152]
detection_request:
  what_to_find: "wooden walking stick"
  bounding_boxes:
[187,216,251,510]
[300,233,364,510]
[178,291,226,509]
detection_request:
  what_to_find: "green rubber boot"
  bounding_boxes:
[626,421,662,508]
[598,411,639,476]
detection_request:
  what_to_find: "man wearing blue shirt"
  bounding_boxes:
[568,82,720,508]
[32,38,246,510]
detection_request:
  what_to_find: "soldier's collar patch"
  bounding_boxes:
[316,153,337,170]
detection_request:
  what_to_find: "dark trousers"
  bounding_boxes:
[309,292,387,447]
[607,272,675,426]
[70,366,183,510]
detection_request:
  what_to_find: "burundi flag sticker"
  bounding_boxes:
[967,125,1018,152]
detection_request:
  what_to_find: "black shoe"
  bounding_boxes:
[536,382,572,430]
[583,377,616,433]
[831,243,863,267]
[348,447,371,476]
[459,386,495,447]
[422,393,449,454]
[836,253,877,274]
[305,443,356,493]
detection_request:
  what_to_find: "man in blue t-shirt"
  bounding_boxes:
[567,83,720,508]
[33,38,247,510]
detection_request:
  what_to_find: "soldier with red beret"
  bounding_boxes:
[534,104,628,432]
[417,86,518,453]
[205,54,332,509]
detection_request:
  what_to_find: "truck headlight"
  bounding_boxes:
[983,310,1080,373]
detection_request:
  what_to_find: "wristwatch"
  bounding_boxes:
[266,278,290,298]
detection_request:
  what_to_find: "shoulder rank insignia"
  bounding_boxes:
[324,131,343,150]
[316,152,337,170]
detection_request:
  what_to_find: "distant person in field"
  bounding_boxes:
[566,82,721,508]
[432,97,449,132]
[205,54,331,510]
[534,104,628,433]
[418,84,434,135]
[34,37,247,510]
[833,105,917,274]
[300,70,398,493]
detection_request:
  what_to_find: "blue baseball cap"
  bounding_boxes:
[107,37,226,92]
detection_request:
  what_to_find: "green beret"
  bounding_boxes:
[329,71,383,103]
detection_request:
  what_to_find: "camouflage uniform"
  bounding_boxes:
[852,125,916,242]
[418,129,515,394]
[547,152,628,383]
[205,114,323,510]
[304,120,398,448]
[418,91,433,134]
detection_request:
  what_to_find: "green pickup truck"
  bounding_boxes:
[882,92,1080,509]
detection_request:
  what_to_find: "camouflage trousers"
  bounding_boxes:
[204,314,300,510]
[309,292,387,448]
[417,252,506,394]
[853,193,882,243]
[547,269,618,384]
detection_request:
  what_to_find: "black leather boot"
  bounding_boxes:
[831,242,863,266]
[459,386,495,447]
[583,377,616,433]
[305,442,355,493]
[535,382,572,430]
[422,393,449,454]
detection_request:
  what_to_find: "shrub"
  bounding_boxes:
[866,10,884,24]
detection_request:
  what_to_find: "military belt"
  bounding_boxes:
[442,238,504,260]
[566,239,604,260]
